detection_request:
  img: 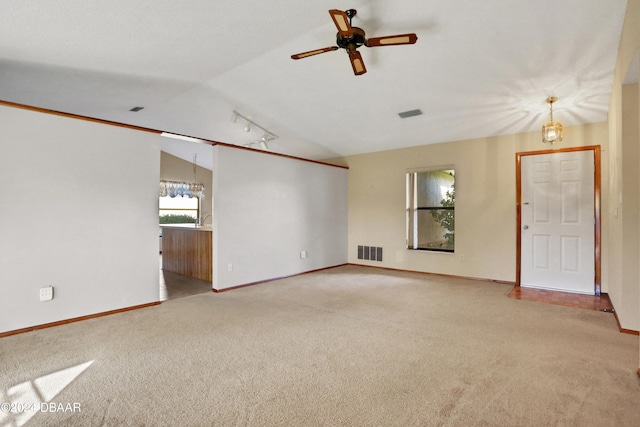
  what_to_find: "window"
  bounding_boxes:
[158,180,205,224]
[406,169,455,252]
[159,195,199,224]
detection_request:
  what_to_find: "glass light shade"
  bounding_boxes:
[542,121,563,144]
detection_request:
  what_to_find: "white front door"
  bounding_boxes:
[520,150,595,294]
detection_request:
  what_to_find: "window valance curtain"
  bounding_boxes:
[159,180,205,199]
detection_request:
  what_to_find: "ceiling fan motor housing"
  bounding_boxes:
[337,27,365,50]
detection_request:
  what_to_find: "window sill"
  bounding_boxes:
[407,248,454,253]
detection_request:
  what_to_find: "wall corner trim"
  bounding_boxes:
[213,264,349,292]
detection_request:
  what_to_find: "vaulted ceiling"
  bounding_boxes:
[0,1,629,164]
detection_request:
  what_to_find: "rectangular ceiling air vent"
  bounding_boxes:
[129,106,144,112]
[398,109,422,119]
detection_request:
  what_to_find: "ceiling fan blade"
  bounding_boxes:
[365,33,418,47]
[329,9,352,36]
[348,50,367,76]
[291,46,338,60]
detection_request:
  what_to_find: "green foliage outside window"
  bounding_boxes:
[159,214,197,224]
[429,184,455,247]
[407,169,455,252]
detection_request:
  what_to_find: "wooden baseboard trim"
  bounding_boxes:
[0,301,160,338]
[213,264,349,293]
[348,263,516,285]
[612,309,640,335]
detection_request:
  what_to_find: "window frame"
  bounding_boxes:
[406,166,456,253]
[159,194,200,223]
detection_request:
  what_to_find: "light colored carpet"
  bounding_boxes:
[1,265,638,426]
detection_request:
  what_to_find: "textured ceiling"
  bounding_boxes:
[0,1,629,165]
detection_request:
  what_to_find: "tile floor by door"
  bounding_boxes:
[508,285,614,312]
[159,255,212,301]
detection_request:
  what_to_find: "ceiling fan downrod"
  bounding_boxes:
[345,9,357,25]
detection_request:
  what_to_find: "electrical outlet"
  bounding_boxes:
[227,263,233,272]
[460,255,465,262]
[40,286,53,301]
[300,250,307,259]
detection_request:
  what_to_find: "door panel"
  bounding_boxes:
[561,236,579,271]
[532,235,550,269]
[533,181,550,222]
[521,150,595,294]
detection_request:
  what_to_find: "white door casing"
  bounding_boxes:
[520,150,595,294]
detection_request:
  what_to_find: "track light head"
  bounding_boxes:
[252,134,269,150]
[232,110,278,148]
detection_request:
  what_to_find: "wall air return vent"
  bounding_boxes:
[357,245,383,262]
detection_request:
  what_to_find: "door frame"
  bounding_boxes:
[515,145,601,295]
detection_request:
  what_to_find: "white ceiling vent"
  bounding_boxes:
[398,109,422,119]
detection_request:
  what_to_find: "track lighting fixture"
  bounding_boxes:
[259,135,270,150]
[243,134,275,151]
[232,110,278,149]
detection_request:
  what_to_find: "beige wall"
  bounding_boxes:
[622,83,640,331]
[160,151,213,225]
[607,0,640,369]
[331,122,608,284]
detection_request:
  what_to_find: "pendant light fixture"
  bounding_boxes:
[542,96,563,144]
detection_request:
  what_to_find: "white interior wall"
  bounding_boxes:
[0,106,160,334]
[212,145,348,290]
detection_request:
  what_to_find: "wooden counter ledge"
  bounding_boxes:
[161,225,212,281]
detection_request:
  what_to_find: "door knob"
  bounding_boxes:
[523,225,529,230]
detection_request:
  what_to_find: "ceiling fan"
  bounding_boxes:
[291,9,418,76]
